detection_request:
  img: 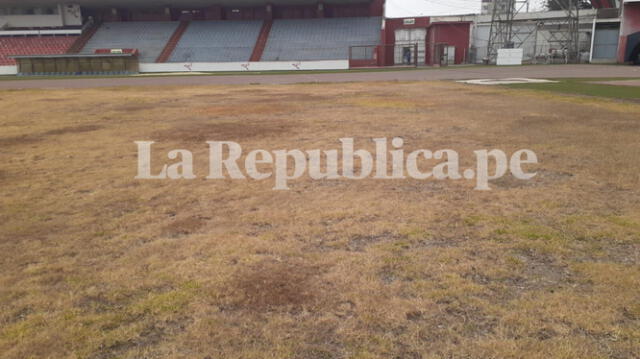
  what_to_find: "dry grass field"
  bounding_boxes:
[1,80,639,359]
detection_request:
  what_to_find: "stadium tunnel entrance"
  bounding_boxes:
[623,31,640,64]
[619,0,640,64]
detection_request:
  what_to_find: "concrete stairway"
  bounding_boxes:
[250,19,273,62]
[67,23,99,54]
[156,21,190,63]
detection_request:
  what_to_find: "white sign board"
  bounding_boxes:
[0,66,17,76]
[496,48,523,66]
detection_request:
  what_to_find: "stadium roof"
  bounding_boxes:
[2,0,373,7]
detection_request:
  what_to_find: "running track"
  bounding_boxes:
[0,65,638,90]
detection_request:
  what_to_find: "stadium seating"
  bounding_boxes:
[80,22,179,63]
[0,17,382,66]
[169,20,263,63]
[0,36,78,65]
[261,17,381,61]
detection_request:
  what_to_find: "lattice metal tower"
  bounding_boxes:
[486,0,522,62]
[548,0,581,63]
[486,0,581,64]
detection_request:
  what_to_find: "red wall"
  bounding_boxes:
[95,8,172,22]
[273,5,317,19]
[129,9,171,21]
[221,6,268,20]
[618,1,640,63]
[369,0,385,17]
[380,17,471,66]
[380,17,431,66]
[202,6,223,20]
[591,0,616,8]
[325,3,371,18]
[384,17,431,30]
[100,9,120,22]
[93,2,380,22]
[426,22,471,65]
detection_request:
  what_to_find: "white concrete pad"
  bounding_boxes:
[458,78,559,85]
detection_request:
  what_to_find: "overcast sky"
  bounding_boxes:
[385,0,545,17]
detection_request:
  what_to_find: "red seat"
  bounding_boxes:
[0,36,78,65]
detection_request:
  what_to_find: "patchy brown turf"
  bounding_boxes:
[154,120,292,143]
[0,81,639,359]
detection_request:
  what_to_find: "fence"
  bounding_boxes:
[349,44,420,67]
[170,45,370,63]
[524,42,592,64]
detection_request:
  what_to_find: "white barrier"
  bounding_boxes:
[139,60,349,73]
[496,49,524,66]
[0,66,17,76]
[0,61,348,76]
[0,29,82,36]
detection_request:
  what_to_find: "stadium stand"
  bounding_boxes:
[0,36,78,65]
[169,20,263,63]
[156,21,190,63]
[80,21,179,63]
[67,24,100,54]
[250,20,273,62]
[261,17,381,61]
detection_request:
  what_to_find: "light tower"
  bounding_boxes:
[486,0,581,64]
[485,0,521,63]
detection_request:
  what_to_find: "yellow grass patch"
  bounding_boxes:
[0,81,638,358]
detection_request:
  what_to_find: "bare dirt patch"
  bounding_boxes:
[161,216,208,238]
[0,124,102,147]
[196,103,296,117]
[154,120,292,143]
[494,168,574,189]
[0,134,41,147]
[114,103,159,112]
[43,124,102,136]
[227,259,324,313]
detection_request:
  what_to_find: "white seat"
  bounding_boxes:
[81,22,179,63]
[169,20,263,63]
[262,17,382,61]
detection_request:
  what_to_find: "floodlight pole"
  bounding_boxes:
[486,0,528,63]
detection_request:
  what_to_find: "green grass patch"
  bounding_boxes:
[504,78,640,100]
[129,281,200,316]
